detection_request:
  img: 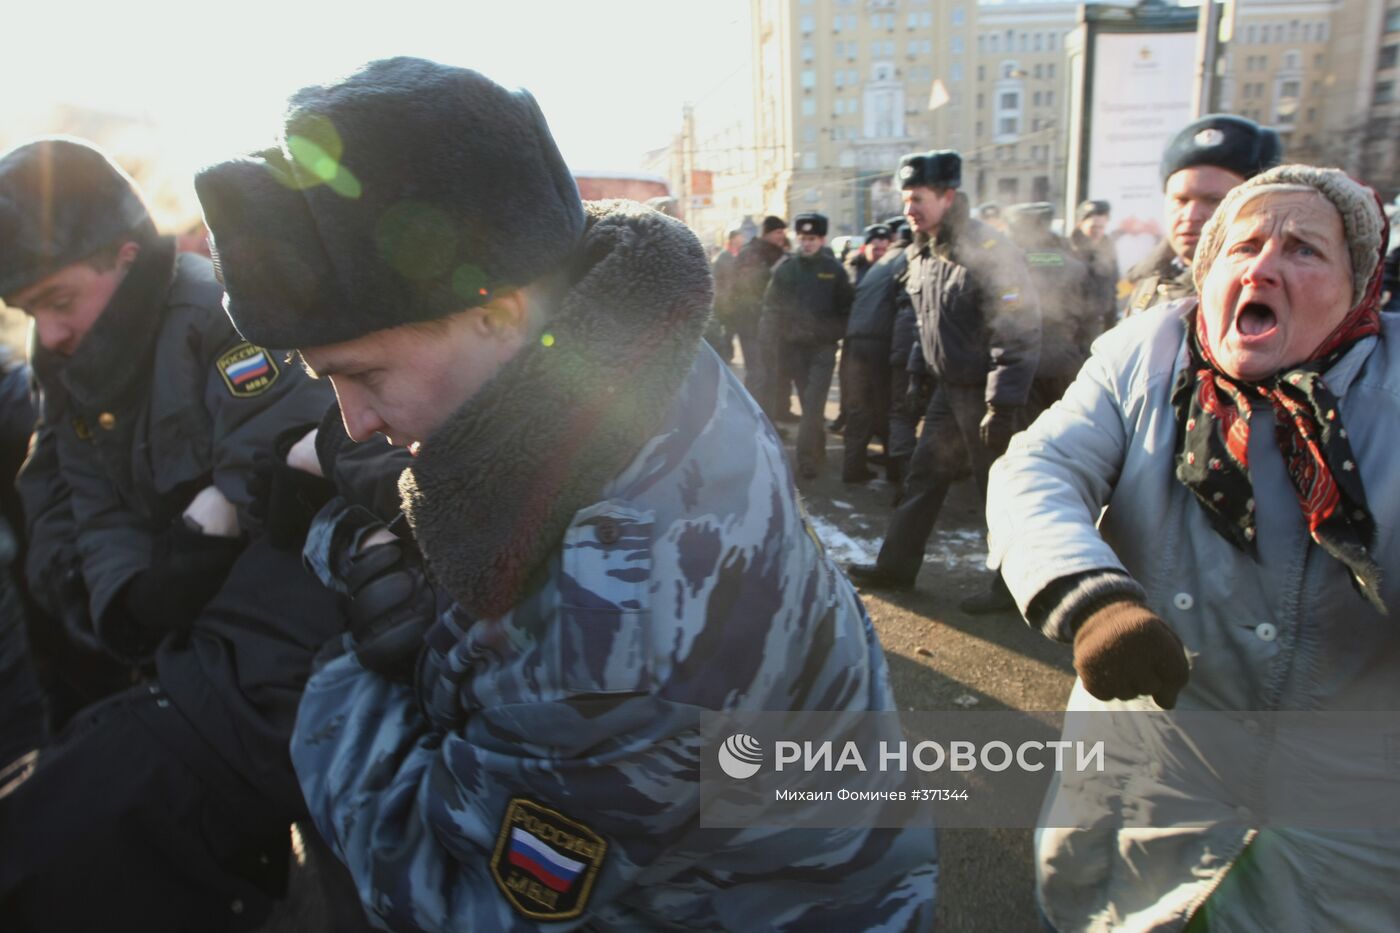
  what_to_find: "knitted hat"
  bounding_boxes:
[1193,164,1385,309]
[0,137,152,299]
[195,57,585,349]
[761,215,787,235]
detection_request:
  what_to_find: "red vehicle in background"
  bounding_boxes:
[573,171,670,205]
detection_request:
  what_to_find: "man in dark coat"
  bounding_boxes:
[0,137,373,931]
[730,215,788,408]
[848,150,1039,611]
[841,237,907,483]
[1006,202,1097,422]
[1069,199,1120,334]
[705,226,744,362]
[0,348,41,773]
[762,212,854,479]
[832,223,895,437]
[1124,114,1281,316]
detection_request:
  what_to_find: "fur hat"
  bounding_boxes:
[794,213,828,236]
[195,57,585,349]
[0,137,152,300]
[1007,202,1055,228]
[1192,164,1385,309]
[1160,114,1282,188]
[1075,199,1111,223]
[898,150,961,190]
[863,223,892,241]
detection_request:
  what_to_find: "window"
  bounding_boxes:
[989,34,1000,52]
[1033,91,1042,106]
[801,70,816,89]
[835,71,845,89]
[1034,33,1044,52]
[849,98,859,113]
[1045,90,1053,107]
[803,152,818,170]
[849,68,860,86]
[1274,24,1284,43]
[802,99,817,116]
[1382,45,1399,69]
[977,93,984,109]
[802,125,817,143]
[835,99,845,115]
[801,42,814,62]
[1000,91,1018,109]
[952,6,965,26]
[951,63,964,82]
[1387,9,1400,32]
[834,15,842,32]
[997,177,1019,198]
[800,14,814,34]
[951,37,964,54]
[1377,81,1396,104]
[1033,64,1043,79]
[978,65,986,81]
[1318,20,1329,40]
[998,116,1018,135]
[1047,63,1055,79]
[1283,50,1300,70]
[1303,22,1312,42]
[1244,24,1256,44]
[1048,33,1058,52]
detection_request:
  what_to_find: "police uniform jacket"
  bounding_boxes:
[845,250,909,348]
[904,216,1040,407]
[1015,232,1098,381]
[291,204,938,931]
[762,249,854,346]
[1124,238,1194,317]
[18,239,334,647]
[1069,229,1120,332]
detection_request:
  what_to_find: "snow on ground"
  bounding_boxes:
[805,514,989,571]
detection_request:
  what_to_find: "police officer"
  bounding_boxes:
[1006,202,1097,422]
[706,225,745,362]
[831,223,894,438]
[730,215,788,409]
[1124,114,1282,316]
[0,137,359,931]
[841,228,908,484]
[195,57,937,931]
[764,212,854,479]
[848,150,1039,611]
[1069,199,1120,334]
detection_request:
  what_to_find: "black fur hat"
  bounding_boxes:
[1159,114,1282,188]
[1075,199,1111,223]
[195,57,586,349]
[794,212,828,236]
[0,137,152,300]
[897,150,961,190]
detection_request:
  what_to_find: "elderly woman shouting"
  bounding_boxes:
[989,165,1398,931]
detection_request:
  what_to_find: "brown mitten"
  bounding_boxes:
[1072,599,1190,709]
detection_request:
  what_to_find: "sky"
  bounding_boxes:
[2,0,751,201]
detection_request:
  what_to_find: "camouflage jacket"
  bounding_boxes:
[293,206,937,932]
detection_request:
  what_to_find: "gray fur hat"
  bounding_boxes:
[1193,164,1385,309]
[195,57,585,349]
[0,137,152,300]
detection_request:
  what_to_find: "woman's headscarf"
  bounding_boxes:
[1171,165,1391,612]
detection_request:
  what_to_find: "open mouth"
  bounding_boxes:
[1235,300,1278,338]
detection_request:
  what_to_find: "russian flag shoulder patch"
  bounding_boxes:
[491,797,608,921]
[216,342,279,398]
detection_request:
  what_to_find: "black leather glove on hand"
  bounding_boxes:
[248,441,337,550]
[344,539,437,683]
[1072,599,1190,709]
[979,405,1019,455]
[122,523,243,638]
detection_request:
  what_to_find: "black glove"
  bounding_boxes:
[344,538,437,683]
[979,405,1020,455]
[1073,599,1190,709]
[248,426,338,550]
[122,522,243,636]
[905,372,932,417]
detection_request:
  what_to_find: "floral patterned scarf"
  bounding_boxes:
[1171,208,1390,612]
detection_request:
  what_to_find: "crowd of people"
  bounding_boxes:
[0,54,1397,932]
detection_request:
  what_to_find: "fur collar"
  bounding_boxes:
[399,201,713,618]
[39,236,175,411]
